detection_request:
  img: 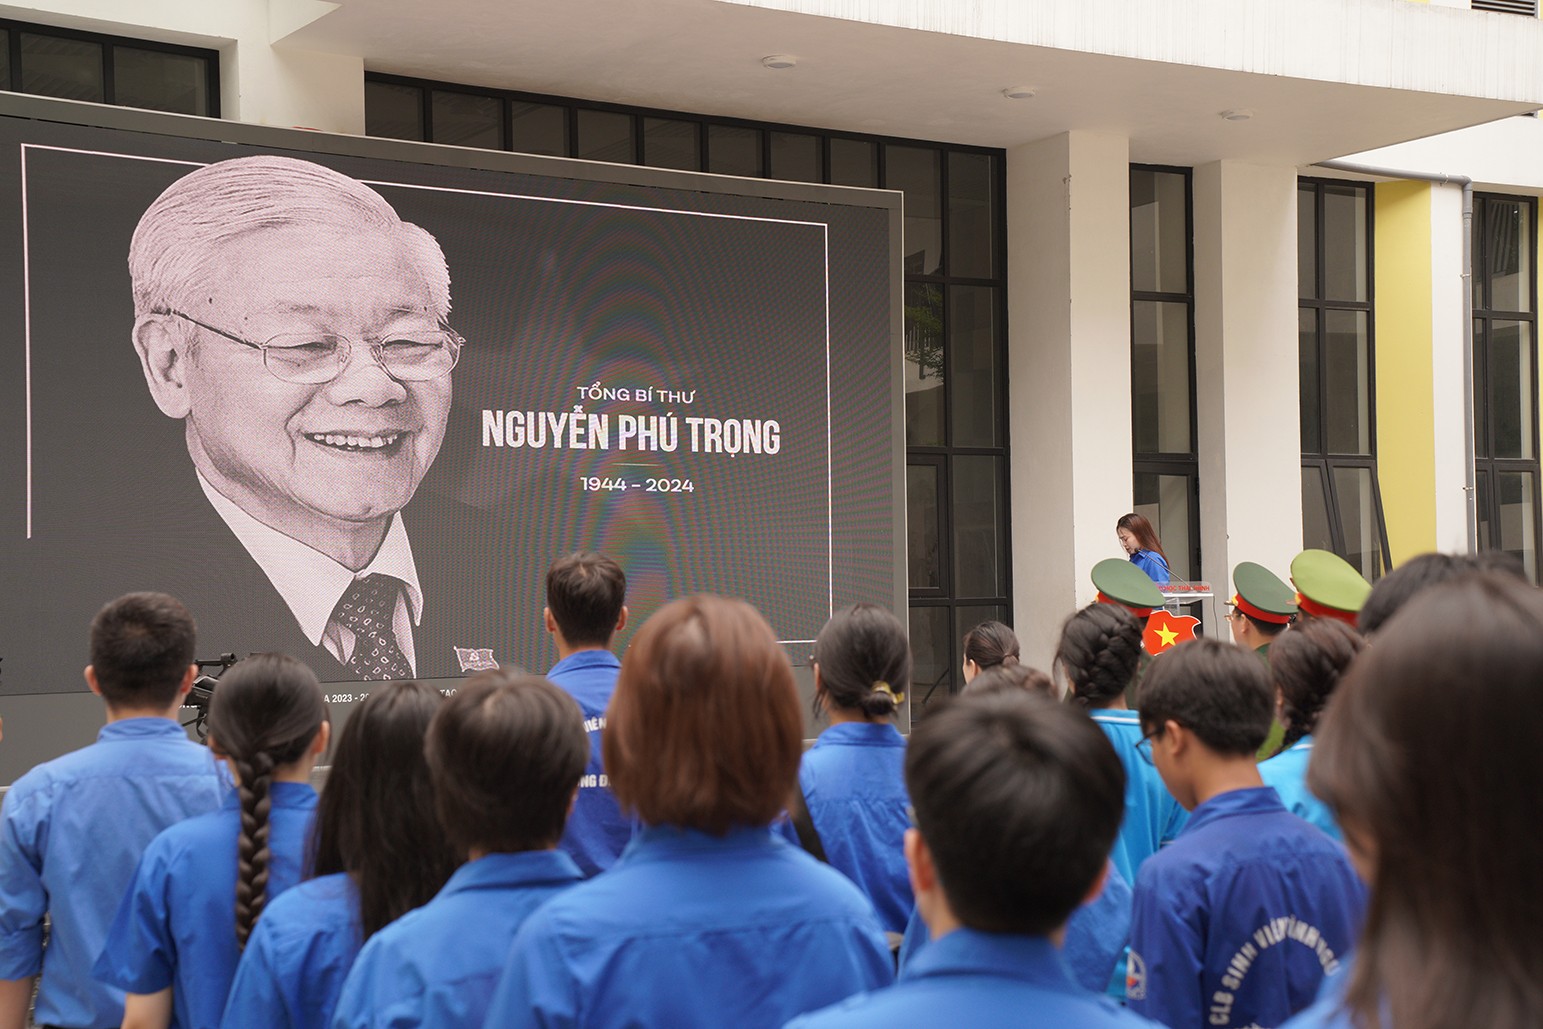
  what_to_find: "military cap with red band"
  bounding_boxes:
[1290,549,1372,628]
[1091,558,1165,618]
[1230,561,1296,625]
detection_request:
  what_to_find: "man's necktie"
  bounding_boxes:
[332,573,414,681]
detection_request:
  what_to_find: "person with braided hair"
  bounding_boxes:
[96,653,329,1029]
[1257,619,1363,842]
[960,619,1020,684]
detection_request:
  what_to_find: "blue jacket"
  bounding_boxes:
[1130,550,1170,586]
[331,849,583,1029]
[483,825,893,1029]
[898,859,1132,995]
[1088,710,1188,884]
[222,873,360,1029]
[1260,736,1342,841]
[547,650,634,876]
[1128,788,1366,1029]
[787,928,1162,1029]
[0,718,226,1029]
[94,781,319,1029]
[1279,963,1356,1029]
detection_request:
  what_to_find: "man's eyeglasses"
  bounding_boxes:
[1135,727,1163,766]
[163,309,462,385]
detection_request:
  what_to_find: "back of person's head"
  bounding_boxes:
[1137,638,1271,756]
[906,691,1124,935]
[1055,603,1143,709]
[961,620,1020,672]
[1464,549,1529,582]
[1116,512,1166,559]
[1358,552,1464,634]
[205,653,328,948]
[959,662,1055,699]
[546,552,627,648]
[1268,619,1364,749]
[1309,574,1543,1029]
[605,595,802,836]
[427,670,587,856]
[88,591,196,710]
[311,681,456,939]
[813,603,911,719]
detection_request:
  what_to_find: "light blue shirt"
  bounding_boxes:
[0,717,226,1029]
[483,825,894,1029]
[1260,736,1342,841]
[547,650,634,876]
[1088,710,1188,884]
[787,929,1161,1029]
[331,850,583,1029]
[94,781,319,1029]
[222,873,360,1029]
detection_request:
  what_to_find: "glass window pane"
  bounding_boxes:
[1485,199,1533,314]
[575,109,633,163]
[948,151,995,279]
[431,90,501,149]
[1476,469,1493,552]
[1494,471,1538,584]
[1300,308,1322,454]
[906,464,942,590]
[1132,301,1193,455]
[1298,185,1318,300]
[510,102,566,157]
[949,286,998,447]
[366,80,424,141]
[908,606,953,711]
[1474,319,1489,458]
[1324,309,1371,455]
[643,117,699,170]
[953,456,1005,598]
[1131,169,1189,295]
[769,131,820,183]
[905,282,945,446]
[0,30,9,90]
[1331,466,1386,581]
[1322,184,1368,303]
[830,138,877,188]
[1488,320,1535,460]
[1302,466,1335,552]
[1133,471,1195,581]
[886,145,942,275]
[20,33,103,103]
[112,46,208,116]
[707,124,762,177]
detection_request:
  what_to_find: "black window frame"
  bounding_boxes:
[0,18,219,117]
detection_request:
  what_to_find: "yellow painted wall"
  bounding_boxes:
[1375,181,1437,563]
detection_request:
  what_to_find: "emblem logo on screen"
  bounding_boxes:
[454,647,498,672]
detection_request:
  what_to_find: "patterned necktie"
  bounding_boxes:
[331,573,414,681]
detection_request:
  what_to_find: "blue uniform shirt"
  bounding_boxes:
[547,650,634,876]
[1128,787,1366,1029]
[222,873,360,1029]
[795,721,912,933]
[94,781,319,1029]
[1260,736,1342,841]
[331,849,583,1029]
[1130,550,1170,586]
[898,859,1132,995]
[0,717,226,1029]
[787,928,1162,1029]
[1088,710,1188,884]
[483,825,894,1029]
[1279,963,1357,1029]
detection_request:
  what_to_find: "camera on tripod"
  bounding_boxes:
[184,653,239,740]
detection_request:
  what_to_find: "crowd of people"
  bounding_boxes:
[0,549,1540,1029]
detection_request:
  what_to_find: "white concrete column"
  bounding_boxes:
[1193,161,1303,594]
[1006,131,1132,668]
[1430,183,1471,552]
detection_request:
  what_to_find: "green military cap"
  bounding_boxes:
[1092,558,1165,615]
[1231,561,1296,624]
[1290,549,1372,627]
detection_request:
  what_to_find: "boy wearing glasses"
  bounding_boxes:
[1128,639,1364,1029]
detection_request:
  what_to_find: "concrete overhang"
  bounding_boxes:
[279,0,1543,164]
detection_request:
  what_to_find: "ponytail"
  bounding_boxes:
[813,605,912,720]
[962,621,1020,673]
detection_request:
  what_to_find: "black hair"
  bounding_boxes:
[88,592,196,709]
[1055,604,1143,709]
[960,662,1055,699]
[1136,638,1272,756]
[204,653,328,948]
[1268,619,1364,750]
[546,552,627,648]
[906,691,1124,934]
[310,681,457,939]
[961,620,1020,672]
[427,670,588,854]
[813,603,911,719]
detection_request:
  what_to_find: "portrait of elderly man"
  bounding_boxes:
[123,155,504,681]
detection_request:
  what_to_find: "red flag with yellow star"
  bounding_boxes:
[1143,609,1200,655]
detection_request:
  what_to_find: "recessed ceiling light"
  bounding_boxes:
[1002,86,1038,100]
[1220,109,1254,121]
[762,54,798,70]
